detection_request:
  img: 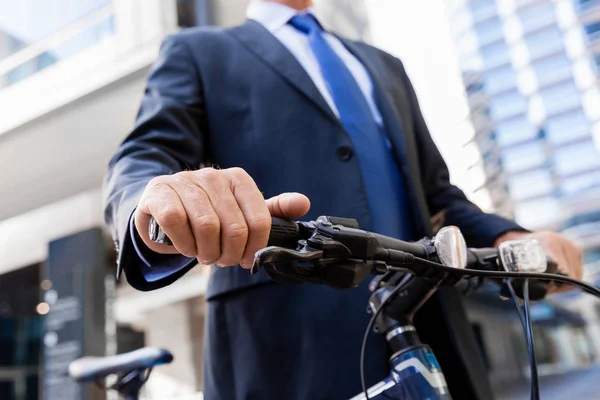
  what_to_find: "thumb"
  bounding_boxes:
[266,192,311,220]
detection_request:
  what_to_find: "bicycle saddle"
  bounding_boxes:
[69,347,173,382]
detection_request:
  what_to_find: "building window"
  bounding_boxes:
[545,110,590,145]
[519,2,556,34]
[501,141,547,173]
[532,53,572,88]
[470,0,497,22]
[481,42,511,69]
[507,169,554,200]
[576,0,600,11]
[484,65,516,94]
[474,17,504,46]
[539,81,581,115]
[560,170,600,194]
[584,22,600,42]
[562,210,600,230]
[524,27,564,60]
[489,90,528,121]
[495,115,537,147]
[593,54,600,71]
[553,140,600,176]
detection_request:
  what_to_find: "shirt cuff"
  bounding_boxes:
[128,212,195,282]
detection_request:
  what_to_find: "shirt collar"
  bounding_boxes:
[247,1,314,33]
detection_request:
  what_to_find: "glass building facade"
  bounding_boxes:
[447,0,600,234]
[447,0,600,389]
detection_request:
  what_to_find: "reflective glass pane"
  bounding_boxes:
[524,27,564,59]
[470,0,497,22]
[553,140,600,175]
[539,81,581,115]
[545,110,590,145]
[531,53,572,88]
[518,2,556,33]
[0,265,42,400]
[495,115,538,146]
[507,169,554,200]
[0,0,114,89]
[481,42,511,68]
[489,90,528,120]
[501,141,547,172]
[560,170,600,194]
[484,65,517,94]
[474,17,504,46]
[585,21,600,42]
[576,0,600,11]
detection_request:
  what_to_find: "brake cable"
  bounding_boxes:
[506,279,539,400]
[360,274,413,400]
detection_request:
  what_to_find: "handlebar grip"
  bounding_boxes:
[267,217,302,248]
[149,216,303,248]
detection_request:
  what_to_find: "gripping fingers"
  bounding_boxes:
[225,168,272,268]
[171,174,222,265]
[142,181,197,257]
[189,168,249,267]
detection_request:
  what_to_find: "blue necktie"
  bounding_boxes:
[289,14,414,239]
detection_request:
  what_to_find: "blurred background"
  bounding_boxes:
[1,0,600,399]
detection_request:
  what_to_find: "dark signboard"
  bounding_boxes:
[43,228,112,400]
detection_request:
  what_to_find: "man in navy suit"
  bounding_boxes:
[104,1,583,399]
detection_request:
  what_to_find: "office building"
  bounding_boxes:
[446,0,600,388]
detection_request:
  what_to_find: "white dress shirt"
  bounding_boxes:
[246,1,384,125]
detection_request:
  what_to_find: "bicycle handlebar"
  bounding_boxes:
[150,215,572,298]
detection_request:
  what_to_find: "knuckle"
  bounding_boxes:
[159,206,187,227]
[227,167,248,177]
[226,167,251,183]
[247,215,272,234]
[194,215,221,233]
[198,167,220,181]
[224,222,249,239]
[195,168,225,189]
[174,170,195,183]
[148,176,171,191]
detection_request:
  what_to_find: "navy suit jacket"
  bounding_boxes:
[104,20,523,398]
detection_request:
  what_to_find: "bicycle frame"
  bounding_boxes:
[350,345,450,400]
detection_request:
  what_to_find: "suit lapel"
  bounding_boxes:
[339,38,432,235]
[229,20,340,126]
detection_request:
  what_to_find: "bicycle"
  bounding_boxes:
[69,216,600,400]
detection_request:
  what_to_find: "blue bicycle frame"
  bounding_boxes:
[349,272,453,400]
[351,343,450,400]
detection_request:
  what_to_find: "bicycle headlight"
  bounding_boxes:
[434,226,467,269]
[498,239,547,273]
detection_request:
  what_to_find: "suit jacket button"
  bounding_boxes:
[337,146,354,161]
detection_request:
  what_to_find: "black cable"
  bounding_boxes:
[387,260,600,298]
[523,280,540,400]
[506,280,539,400]
[505,279,526,331]
[360,275,412,400]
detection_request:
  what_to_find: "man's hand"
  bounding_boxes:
[494,231,584,293]
[134,167,311,268]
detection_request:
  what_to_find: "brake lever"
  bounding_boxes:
[250,229,386,289]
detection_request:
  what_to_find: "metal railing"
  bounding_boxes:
[0,3,115,89]
[0,3,114,79]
